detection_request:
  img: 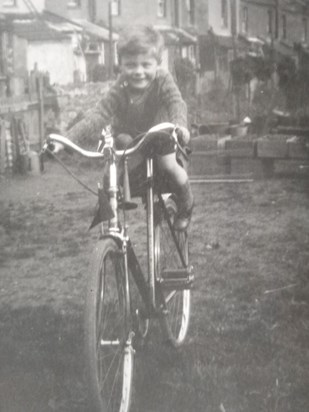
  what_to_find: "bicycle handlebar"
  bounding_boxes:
[44,122,178,159]
[46,134,104,158]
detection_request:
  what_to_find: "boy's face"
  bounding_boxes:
[120,52,159,92]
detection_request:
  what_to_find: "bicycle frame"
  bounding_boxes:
[104,139,159,315]
[45,123,191,318]
[44,124,193,412]
[103,136,191,319]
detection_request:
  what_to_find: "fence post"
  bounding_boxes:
[37,74,44,151]
[0,119,6,174]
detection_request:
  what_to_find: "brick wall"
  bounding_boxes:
[195,0,209,35]
[95,0,172,29]
[0,0,45,13]
[13,36,27,78]
[240,0,308,44]
[45,0,71,19]
[240,2,274,39]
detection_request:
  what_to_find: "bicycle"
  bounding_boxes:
[43,122,194,412]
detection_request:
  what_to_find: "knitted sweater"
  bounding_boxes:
[67,68,187,142]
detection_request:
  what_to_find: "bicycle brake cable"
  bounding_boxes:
[44,148,98,196]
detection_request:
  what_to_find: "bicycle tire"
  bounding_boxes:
[154,196,191,347]
[84,238,134,412]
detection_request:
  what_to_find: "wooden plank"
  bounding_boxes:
[276,126,309,138]
[0,98,39,114]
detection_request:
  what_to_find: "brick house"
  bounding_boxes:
[239,0,309,54]
[1,1,199,82]
[0,0,119,83]
[77,0,199,71]
[197,0,240,86]
[239,0,308,43]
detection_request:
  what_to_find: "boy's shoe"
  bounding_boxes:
[173,180,194,231]
[174,202,194,231]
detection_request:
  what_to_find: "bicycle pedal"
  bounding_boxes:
[161,267,193,279]
[159,268,194,290]
[118,200,138,210]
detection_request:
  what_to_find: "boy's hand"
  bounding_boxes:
[176,126,190,146]
[43,140,64,154]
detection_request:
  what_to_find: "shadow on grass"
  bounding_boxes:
[0,304,86,412]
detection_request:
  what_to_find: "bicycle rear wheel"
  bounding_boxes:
[84,238,134,412]
[154,196,191,347]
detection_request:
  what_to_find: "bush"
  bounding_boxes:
[92,64,108,82]
[174,57,196,98]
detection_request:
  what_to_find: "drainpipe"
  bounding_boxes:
[108,0,114,79]
[231,0,237,58]
[274,0,279,40]
[231,0,240,122]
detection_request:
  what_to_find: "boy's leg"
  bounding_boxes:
[157,153,194,231]
[116,133,144,172]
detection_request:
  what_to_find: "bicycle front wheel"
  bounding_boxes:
[84,238,134,412]
[154,196,191,347]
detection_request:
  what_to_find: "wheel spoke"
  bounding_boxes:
[84,239,134,412]
[155,197,191,347]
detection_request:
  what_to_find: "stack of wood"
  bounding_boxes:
[0,117,31,175]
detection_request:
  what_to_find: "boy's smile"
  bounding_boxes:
[121,52,159,92]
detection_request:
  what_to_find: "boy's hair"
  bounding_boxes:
[117,25,164,63]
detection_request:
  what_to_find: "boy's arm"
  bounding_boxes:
[159,71,188,126]
[159,70,190,144]
[66,85,120,143]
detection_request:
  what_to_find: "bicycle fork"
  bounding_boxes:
[146,158,156,308]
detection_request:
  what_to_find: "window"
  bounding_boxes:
[267,9,273,35]
[111,0,121,16]
[68,0,81,8]
[303,18,308,42]
[282,14,287,39]
[157,0,166,18]
[186,0,195,25]
[3,0,17,7]
[241,6,248,33]
[221,0,228,28]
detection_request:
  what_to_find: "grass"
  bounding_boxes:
[0,160,309,411]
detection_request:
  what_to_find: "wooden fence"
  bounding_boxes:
[0,75,58,175]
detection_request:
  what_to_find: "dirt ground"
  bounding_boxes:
[0,157,309,412]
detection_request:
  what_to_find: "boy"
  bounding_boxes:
[67,25,194,230]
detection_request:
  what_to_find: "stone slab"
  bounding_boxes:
[257,135,288,158]
[287,137,309,159]
[190,135,218,153]
[225,139,256,158]
[189,153,230,176]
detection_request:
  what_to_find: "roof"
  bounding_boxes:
[238,33,265,46]
[155,25,197,45]
[46,21,83,34]
[203,30,235,49]
[272,39,296,57]
[241,0,276,6]
[42,11,118,42]
[73,19,119,41]
[243,0,307,13]
[13,18,69,41]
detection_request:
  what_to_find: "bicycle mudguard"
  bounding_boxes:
[89,187,114,229]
